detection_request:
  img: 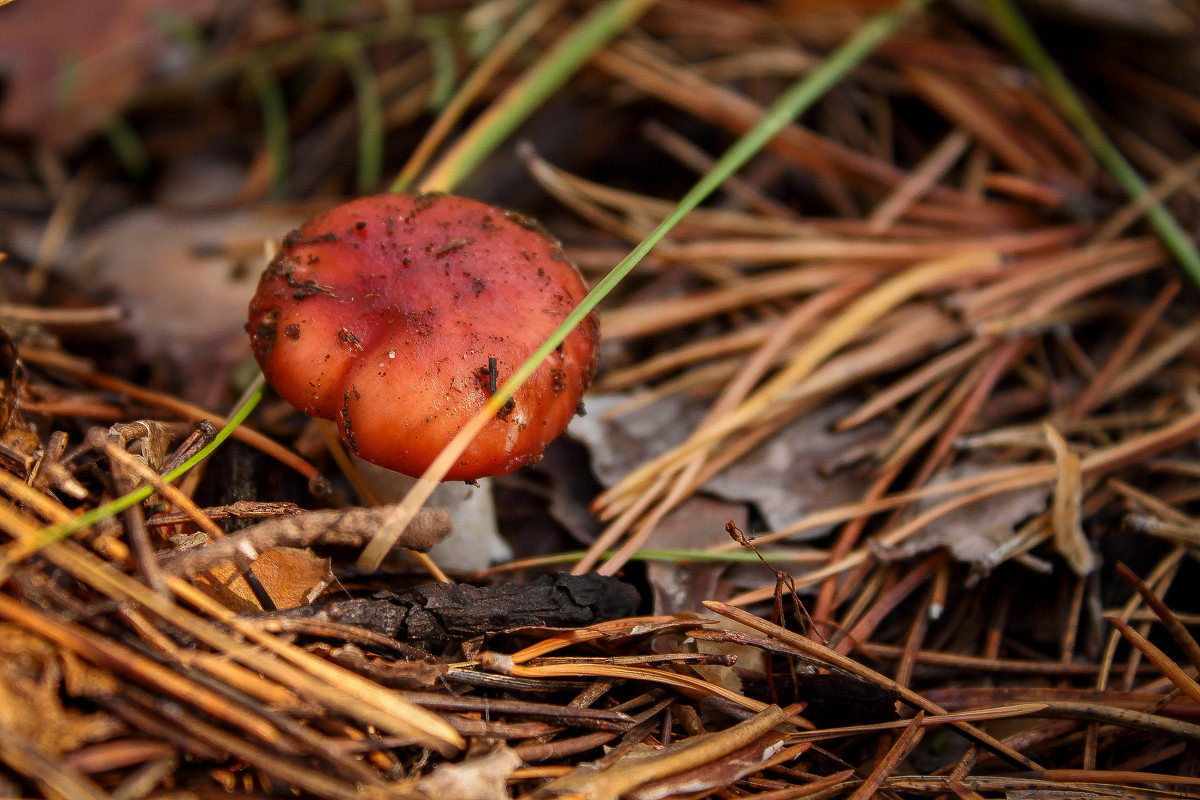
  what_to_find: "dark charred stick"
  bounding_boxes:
[257,572,639,641]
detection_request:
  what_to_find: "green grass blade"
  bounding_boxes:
[392,0,566,192]
[249,66,290,198]
[983,0,1200,288]
[102,116,149,180]
[150,10,206,58]
[334,36,386,192]
[418,18,458,110]
[414,0,659,193]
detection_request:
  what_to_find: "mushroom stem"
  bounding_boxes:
[351,455,511,574]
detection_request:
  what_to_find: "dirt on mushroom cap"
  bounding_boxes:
[247,192,599,481]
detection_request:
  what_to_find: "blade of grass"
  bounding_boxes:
[418,18,458,111]
[333,35,385,193]
[149,9,206,58]
[249,65,289,198]
[393,0,566,190]
[982,0,1200,287]
[7,374,265,565]
[358,0,936,572]
[414,0,661,194]
[102,115,149,180]
[475,547,828,577]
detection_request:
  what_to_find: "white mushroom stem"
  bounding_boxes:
[350,454,511,573]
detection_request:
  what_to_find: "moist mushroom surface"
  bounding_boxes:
[247,192,599,481]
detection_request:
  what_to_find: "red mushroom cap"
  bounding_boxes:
[247,192,598,481]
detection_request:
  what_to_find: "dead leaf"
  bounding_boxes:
[0,0,218,146]
[645,496,748,617]
[414,742,522,800]
[570,395,881,537]
[891,460,1049,565]
[538,705,786,800]
[0,625,123,756]
[628,736,786,800]
[192,547,332,612]
[77,207,308,363]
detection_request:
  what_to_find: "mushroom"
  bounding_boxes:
[247,192,599,484]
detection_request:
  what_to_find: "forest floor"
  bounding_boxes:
[2,1,1200,798]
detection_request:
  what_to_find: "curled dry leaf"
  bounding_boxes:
[0,327,42,475]
[79,207,309,367]
[414,743,522,800]
[535,705,786,800]
[627,736,787,800]
[894,459,1051,566]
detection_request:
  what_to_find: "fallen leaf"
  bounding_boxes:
[645,496,748,614]
[0,0,217,146]
[414,742,522,800]
[628,736,786,800]
[570,395,881,536]
[0,625,123,756]
[77,207,309,363]
[891,459,1050,565]
[192,547,332,612]
[540,706,786,800]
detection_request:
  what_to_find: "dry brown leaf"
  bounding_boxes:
[0,625,122,757]
[571,395,879,536]
[0,0,217,146]
[537,706,786,800]
[192,547,332,612]
[414,743,522,800]
[896,460,1049,565]
[77,207,309,364]
[646,495,748,615]
[628,736,786,800]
